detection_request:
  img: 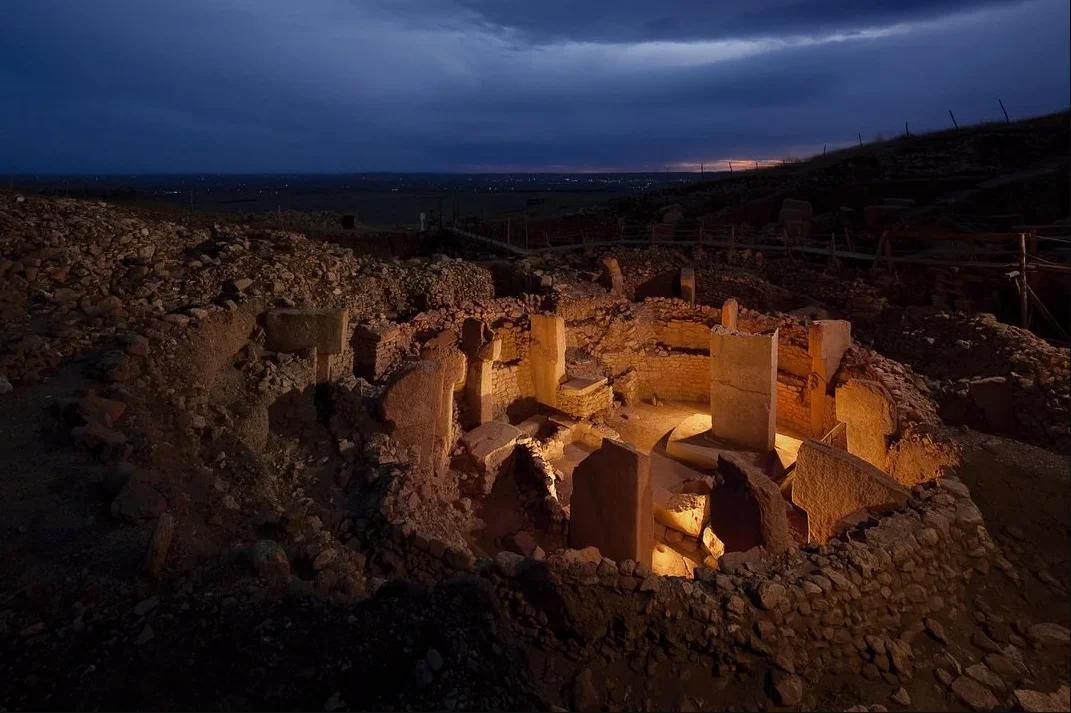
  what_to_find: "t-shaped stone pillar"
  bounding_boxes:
[420,331,467,475]
[602,256,624,297]
[461,317,500,427]
[807,320,852,437]
[569,439,653,566]
[530,313,566,409]
[709,326,778,452]
[720,298,739,330]
[264,308,348,384]
[680,267,696,306]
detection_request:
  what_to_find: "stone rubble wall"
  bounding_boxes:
[477,477,1015,687]
[776,375,813,436]
[491,361,535,417]
[556,382,615,419]
[602,350,710,403]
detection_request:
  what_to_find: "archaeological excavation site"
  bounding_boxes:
[1,116,1070,713]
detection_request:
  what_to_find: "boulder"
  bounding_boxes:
[654,492,707,538]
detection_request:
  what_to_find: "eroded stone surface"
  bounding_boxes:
[792,439,909,543]
[654,491,707,538]
[714,453,795,554]
[530,313,566,408]
[264,308,347,355]
[710,326,778,452]
[836,379,898,472]
[569,439,653,566]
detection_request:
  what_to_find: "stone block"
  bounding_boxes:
[836,379,897,471]
[461,318,497,426]
[460,421,523,494]
[654,491,707,538]
[265,308,347,355]
[710,326,778,452]
[569,439,653,567]
[557,377,613,418]
[530,313,566,408]
[652,542,700,578]
[807,320,851,379]
[792,439,909,543]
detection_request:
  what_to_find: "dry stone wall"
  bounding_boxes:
[776,375,812,436]
[476,477,1016,693]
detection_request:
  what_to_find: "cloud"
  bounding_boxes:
[430,0,1031,44]
[0,0,1066,172]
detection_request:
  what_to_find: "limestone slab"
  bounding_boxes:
[530,313,566,408]
[568,439,653,566]
[264,308,347,355]
[710,326,778,452]
[791,439,909,543]
[714,453,795,554]
[461,421,523,473]
[836,379,897,471]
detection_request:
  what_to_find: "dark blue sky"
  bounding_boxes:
[1,0,1068,173]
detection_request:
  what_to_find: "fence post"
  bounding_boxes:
[858,133,862,146]
[1018,233,1029,327]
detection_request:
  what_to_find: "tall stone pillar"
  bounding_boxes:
[530,313,566,409]
[602,256,624,297]
[569,439,653,566]
[807,320,852,437]
[720,298,739,330]
[709,326,778,452]
[420,331,467,475]
[680,267,696,306]
[461,318,499,427]
[264,308,348,384]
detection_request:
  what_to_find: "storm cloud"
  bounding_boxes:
[1,0,1067,172]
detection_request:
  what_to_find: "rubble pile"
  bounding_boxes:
[0,194,494,384]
